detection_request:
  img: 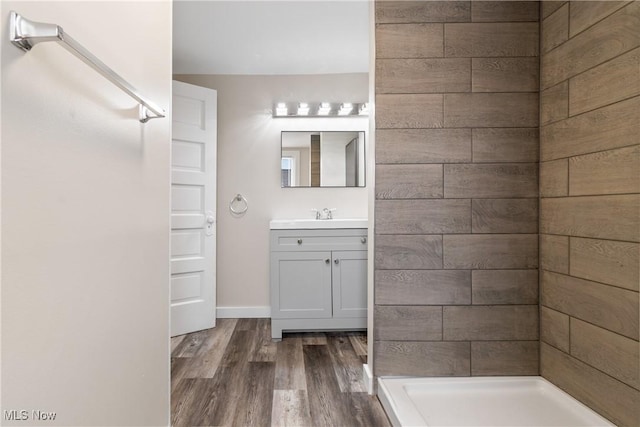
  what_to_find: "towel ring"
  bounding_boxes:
[229,193,248,215]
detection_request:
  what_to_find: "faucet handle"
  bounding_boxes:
[311,208,320,220]
[327,208,336,219]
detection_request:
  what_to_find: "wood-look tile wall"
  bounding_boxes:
[373,1,540,379]
[539,2,640,426]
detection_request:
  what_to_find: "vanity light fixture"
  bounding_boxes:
[275,102,288,116]
[272,102,367,117]
[317,102,331,115]
[297,102,310,116]
[338,103,353,116]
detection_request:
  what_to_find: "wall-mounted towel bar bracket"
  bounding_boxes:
[9,11,165,123]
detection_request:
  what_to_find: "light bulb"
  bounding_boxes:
[338,103,353,116]
[297,102,310,116]
[318,102,331,115]
[275,102,288,116]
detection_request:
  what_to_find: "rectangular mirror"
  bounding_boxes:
[281,131,366,188]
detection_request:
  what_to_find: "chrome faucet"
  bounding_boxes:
[312,208,336,220]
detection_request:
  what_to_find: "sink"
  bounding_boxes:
[270,218,368,230]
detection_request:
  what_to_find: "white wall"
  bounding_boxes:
[174,74,368,311]
[1,2,171,425]
[366,0,377,379]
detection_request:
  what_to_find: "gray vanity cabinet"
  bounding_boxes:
[271,251,333,319]
[331,251,367,318]
[270,228,367,340]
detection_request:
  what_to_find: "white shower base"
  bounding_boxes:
[378,376,613,427]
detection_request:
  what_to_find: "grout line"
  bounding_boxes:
[567,92,640,120]
[540,1,568,23]
[442,23,447,58]
[379,161,540,165]
[566,153,571,196]
[470,126,474,163]
[566,1,572,46]
[539,142,640,163]
[566,1,632,40]
[377,125,543,130]
[441,92,446,128]
[470,269,474,306]
[469,57,474,93]
[540,306,639,346]
[542,45,640,91]
[566,72,571,118]
[468,340,472,376]
[540,93,638,128]
[540,191,640,199]
[537,232,639,245]
[376,90,540,96]
[568,316,572,352]
[567,236,572,278]
[541,269,639,293]
[441,306,444,342]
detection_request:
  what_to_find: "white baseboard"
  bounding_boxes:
[216,306,271,318]
[363,363,375,395]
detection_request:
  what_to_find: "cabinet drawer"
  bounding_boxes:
[270,229,368,252]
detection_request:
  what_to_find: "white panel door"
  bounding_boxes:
[171,81,217,337]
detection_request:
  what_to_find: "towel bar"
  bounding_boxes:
[9,11,165,123]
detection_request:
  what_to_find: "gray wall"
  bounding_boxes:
[373,1,540,377]
[539,2,639,426]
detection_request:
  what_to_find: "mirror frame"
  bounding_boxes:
[280,130,366,188]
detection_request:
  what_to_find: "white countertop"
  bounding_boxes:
[270,218,368,230]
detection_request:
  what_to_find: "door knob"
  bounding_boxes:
[361,237,367,244]
[205,211,215,236]
[325,259,330,264]
[334,259,340,265]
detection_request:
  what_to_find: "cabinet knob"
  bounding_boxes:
[361,237,367,244]
[297,239,303,245]
[325,259,330,264]
[334,259,340,265]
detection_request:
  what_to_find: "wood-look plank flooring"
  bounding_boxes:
[171,319,390,427]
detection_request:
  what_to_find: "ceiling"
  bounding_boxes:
[173,1,370,75]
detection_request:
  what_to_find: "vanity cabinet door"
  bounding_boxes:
[270,251,332,319]
[331,251,367,318]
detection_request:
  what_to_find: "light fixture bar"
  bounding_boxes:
[273,102,367,118]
